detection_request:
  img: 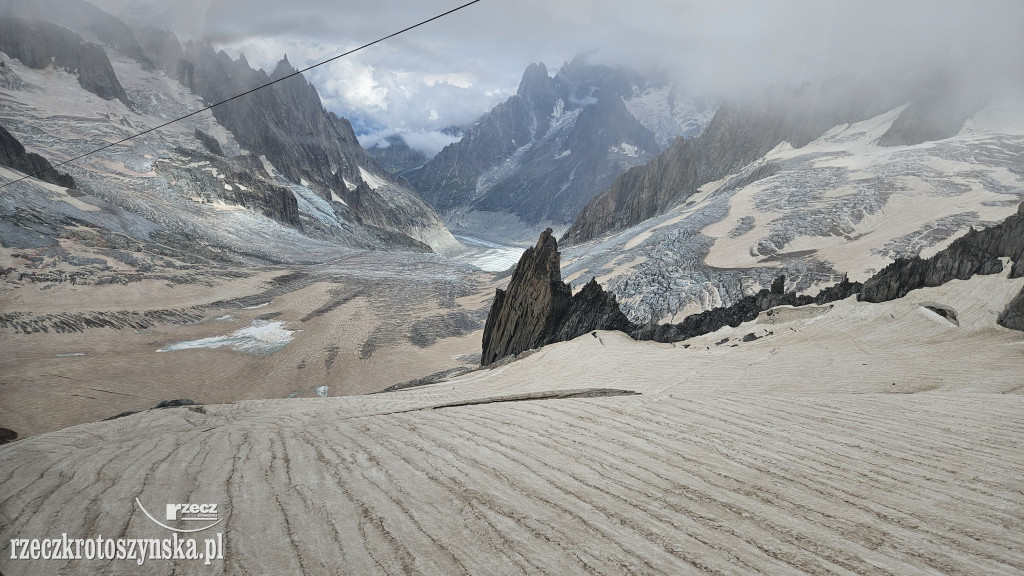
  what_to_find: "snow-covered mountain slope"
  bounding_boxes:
[0,50,399,261]
[2,270,1021,575]
[412,58,714,244]
[0,0,459,257]
[560,103,1024,324]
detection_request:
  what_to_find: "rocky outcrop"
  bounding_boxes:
[482,230,863,365]
[860,201,1024,302]
[156,148,300,228]
[551,278,636,343]
[481,229,632,365]
[998,286,1024,331]
[481,229,571,365]
[0,17,130,106]
[632,275,862,343]
[77,42,127,101]
[194,128,223,156]
[0,123,75,188]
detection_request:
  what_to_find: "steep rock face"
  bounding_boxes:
[77,42,127,101]
[552,277,635,343]
[0,17,130,106]
[181,46,365,195]
[0,123,75,188]
[481,229,631,365]
[481,229,571,365]
[563,78,919,245]
[0,0,152,67]
[481,228,865,365]
[414,63,555,213]
[133,31,456,252]
[998,286,1024,331]
[413,58,686,227]
[136,25,194,90]
[471,93,660,223]
[194,128,223,156]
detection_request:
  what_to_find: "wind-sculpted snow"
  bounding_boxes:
[2,270,1023,575]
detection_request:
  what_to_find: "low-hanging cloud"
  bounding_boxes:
[129,0,1023,150]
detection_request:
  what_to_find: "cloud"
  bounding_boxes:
[359,128,463,157]
[195,0,1023,139]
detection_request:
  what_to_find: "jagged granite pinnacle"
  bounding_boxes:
[481,228,631,365]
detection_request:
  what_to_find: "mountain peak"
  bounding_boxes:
[517,61,550,97]
[270,55,297,79]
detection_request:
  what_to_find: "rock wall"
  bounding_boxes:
[134,29,456,252]
[0,0,153,67]
[0,123,75,188]
[0,17,130,106]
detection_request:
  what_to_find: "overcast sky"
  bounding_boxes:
[98,0,1024,154]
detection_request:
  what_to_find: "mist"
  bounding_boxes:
[92,0,1024,153]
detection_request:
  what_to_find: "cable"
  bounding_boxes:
[0,0,483,189]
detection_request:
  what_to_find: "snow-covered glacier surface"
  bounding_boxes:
[562,105,1024,324]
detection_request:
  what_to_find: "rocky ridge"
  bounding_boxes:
[1,2,457,255]
[0,0,153,67]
